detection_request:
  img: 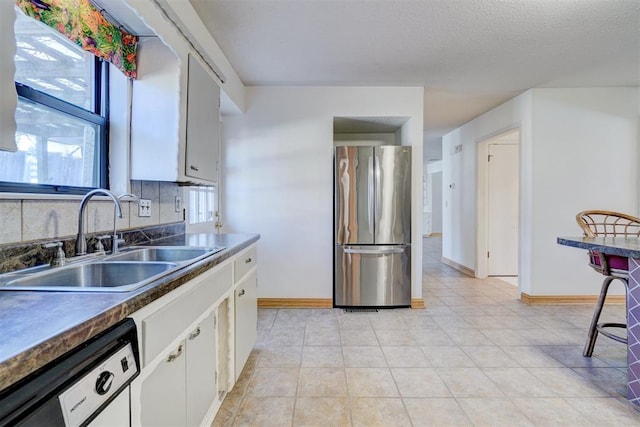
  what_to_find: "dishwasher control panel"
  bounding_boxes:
[58,343,138,427]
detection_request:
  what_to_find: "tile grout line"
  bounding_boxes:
[213,237,639,425]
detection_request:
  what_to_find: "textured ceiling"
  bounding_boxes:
[190,0,639,150]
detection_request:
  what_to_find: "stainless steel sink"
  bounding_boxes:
[0,263,54,281]
[105,246,224,263]
[0,245,225,293]
[1,262,178,292]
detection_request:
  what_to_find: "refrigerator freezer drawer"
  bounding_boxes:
[335,245,411,307]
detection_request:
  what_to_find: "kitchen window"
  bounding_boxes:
[0,9,108,194]
[187,186,220,233]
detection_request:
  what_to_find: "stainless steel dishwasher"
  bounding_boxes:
[0,318,140,427]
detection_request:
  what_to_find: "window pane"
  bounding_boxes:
[0,98,100,187]
[188,187,215,224]
[14,10,95,111]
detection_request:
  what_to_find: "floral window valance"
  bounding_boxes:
[15,0,138,79]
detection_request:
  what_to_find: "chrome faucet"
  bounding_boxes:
[112,193,141,253]
[117,192,141,203]
[75,189,123,256]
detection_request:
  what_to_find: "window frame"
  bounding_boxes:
[0,38,110,195]
[186,185,219,233]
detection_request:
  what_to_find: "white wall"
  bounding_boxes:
[108,64,132,196]
[222,86,424,301]
[442,87,639,296]
[431,171,443,233]
[529,88,638,295]
[442,91,533,280]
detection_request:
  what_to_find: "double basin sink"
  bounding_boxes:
[0,246,225,293]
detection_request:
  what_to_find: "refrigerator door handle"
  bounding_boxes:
[374,152,381,224]
[367,155,374,238]
[344,247,406,255]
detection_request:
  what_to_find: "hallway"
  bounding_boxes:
[213,237,639,426]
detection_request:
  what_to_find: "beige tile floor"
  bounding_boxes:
[213,237,640,426]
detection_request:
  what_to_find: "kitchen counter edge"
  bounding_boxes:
[0,232,259,393]
[557,236,640,258]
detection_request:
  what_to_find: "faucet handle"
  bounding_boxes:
[43,241,66,267]
[113,233,126,253]
[95,235,111,254]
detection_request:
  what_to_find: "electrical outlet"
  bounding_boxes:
[139,199,151,217]
[175,196,182,213]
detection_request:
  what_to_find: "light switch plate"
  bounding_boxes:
[139,199,151,217]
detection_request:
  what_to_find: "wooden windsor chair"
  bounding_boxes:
[576,210,640,357]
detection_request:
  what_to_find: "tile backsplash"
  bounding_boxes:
[0,222,185,274]
[0,201,21,243]
[0,181,184,246]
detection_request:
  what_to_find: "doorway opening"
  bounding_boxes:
[424,160,443,237]
[476,129,520,287]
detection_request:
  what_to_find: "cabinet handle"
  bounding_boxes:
[189,165,199,172]
[166,344,183,363]
[245,257,252,264]
[238,289,246,297]
[188,326,201,340]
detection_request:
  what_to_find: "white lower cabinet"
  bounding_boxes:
[186,311,217,426]
[136,310,226,427]
[234,269,257,380]
[135,308,227,427]
[131,243,258,426]
[139,340,187,427]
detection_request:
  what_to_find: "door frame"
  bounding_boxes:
[475,127,521,280]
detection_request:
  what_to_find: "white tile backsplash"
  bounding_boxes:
[22,200,77,241]
[0,200,21,244]
[130,181,160,228]
[2,181,184,246]
[85,200,129,234]
[160,181,184,224]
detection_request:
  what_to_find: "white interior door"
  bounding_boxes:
[487,143,519,276]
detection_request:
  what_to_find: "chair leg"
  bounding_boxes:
[583,276,617,357]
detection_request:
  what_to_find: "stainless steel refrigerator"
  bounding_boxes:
[334,145,411,308]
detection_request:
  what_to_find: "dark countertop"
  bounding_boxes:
[0,232,259,393]
[557,236,640,258]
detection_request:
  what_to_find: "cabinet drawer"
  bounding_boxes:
[234,247,257,282]
[142,264,232,365]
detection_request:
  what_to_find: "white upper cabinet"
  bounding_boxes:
[130,39,220,184]
[185,54,220,182]
[130,37,180,182]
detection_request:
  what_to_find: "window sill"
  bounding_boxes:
[0,192,103,201]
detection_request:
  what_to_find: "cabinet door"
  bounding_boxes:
[185,54,220,183]
[130,37,180,181]
[139,341,186,427]
[186,311,217,427]
[216,298,232,396]
[235,270,258,380]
